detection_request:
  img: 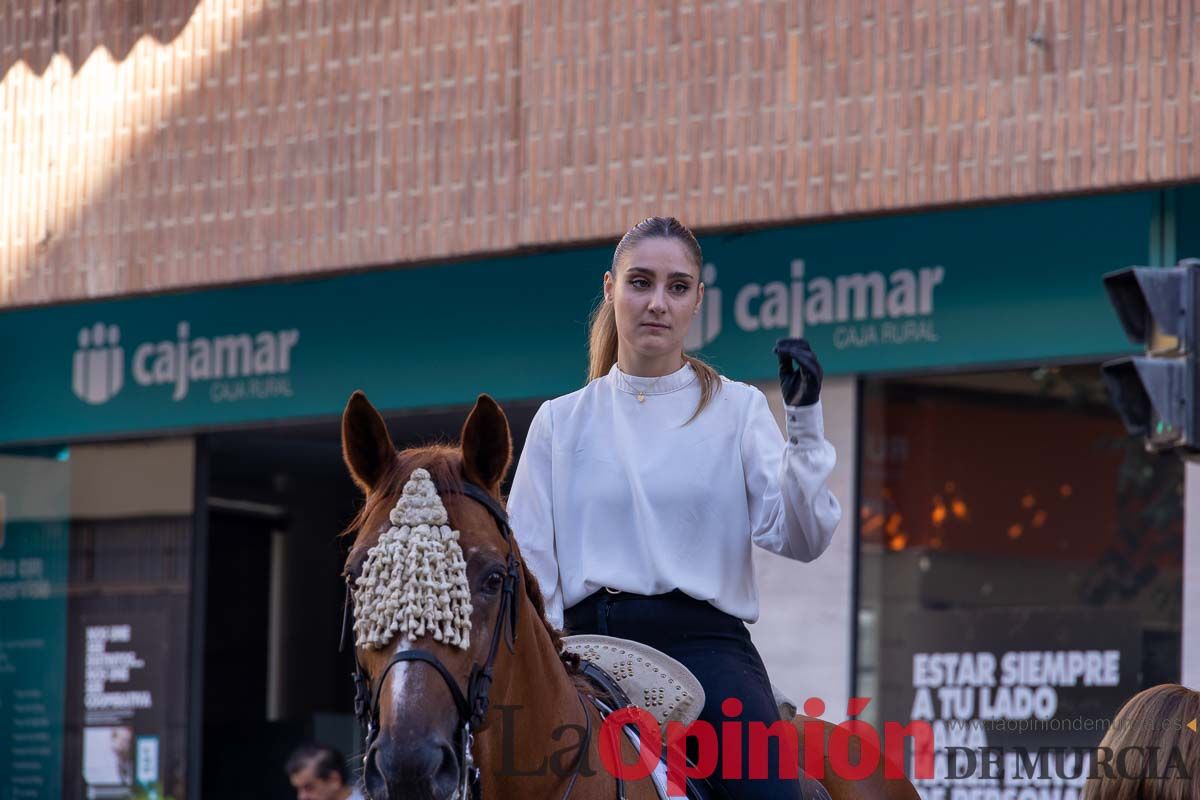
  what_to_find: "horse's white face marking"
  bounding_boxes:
[383,637,416,717]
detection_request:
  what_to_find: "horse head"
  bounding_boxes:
[340,390,529,800]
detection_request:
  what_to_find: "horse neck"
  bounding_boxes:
[474,601,604,795]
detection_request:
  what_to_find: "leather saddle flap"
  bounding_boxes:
[562,634,705,728]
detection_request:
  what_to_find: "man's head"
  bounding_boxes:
[286,743,351,800]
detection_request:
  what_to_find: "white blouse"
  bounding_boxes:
[506,361,841,629]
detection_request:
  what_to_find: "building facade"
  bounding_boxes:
[4,1,1197,306]
[1,3,1196,799]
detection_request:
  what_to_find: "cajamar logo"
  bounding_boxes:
[71,321,301,405]
[683,259,945,352]
[73,323,125,405]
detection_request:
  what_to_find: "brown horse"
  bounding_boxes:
[340,390,920,800]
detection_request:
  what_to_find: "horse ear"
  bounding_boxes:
[341,391,396,493]
[460,394,513,495]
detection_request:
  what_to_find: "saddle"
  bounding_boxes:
[562,634,799,729]
[563,635,812,800]
[565,635,706,800]
[563,635,705,729]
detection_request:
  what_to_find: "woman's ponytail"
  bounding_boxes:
[587,295,619,382]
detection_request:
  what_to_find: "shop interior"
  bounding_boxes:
[855,363,1184,742]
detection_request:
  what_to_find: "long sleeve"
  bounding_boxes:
[742,389,841,561]
[506,400,564,629]
[513,365,840,625]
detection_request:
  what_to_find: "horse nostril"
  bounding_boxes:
[362,746,388,800]
[430,740,460,798]
[376,737,459,800]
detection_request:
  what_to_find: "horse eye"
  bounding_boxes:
[481,571,504,595]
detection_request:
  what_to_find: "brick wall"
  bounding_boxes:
[1,1,1196,308]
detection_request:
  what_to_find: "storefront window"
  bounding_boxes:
[0,449,70,800]
[856,366,1184,791]
[1,440,196,800]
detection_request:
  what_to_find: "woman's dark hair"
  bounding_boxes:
[285,742,348,784]
[587,216,721,423]
[1080,684,1200,800]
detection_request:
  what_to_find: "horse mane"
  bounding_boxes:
[342,443,580,675]
[513,551,582,674]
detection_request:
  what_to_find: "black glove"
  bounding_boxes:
[773,338,823,407]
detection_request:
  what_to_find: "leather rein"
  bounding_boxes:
[340,479,605,800]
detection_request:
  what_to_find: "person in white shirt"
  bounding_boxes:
[507,216,841,799]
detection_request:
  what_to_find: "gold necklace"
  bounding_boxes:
[618,364,670,403]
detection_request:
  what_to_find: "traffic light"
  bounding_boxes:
[1101,259,1200,453]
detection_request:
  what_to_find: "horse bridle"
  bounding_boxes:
[340,479,597,800]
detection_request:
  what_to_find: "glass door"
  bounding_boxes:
[0,449,71,800]
[1,440,199,800]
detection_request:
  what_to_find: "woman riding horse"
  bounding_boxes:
[338,396,916,799]
[507,216,841,799]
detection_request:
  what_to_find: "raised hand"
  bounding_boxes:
[772,338,823,407]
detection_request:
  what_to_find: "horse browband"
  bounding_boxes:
[341,479,601,800]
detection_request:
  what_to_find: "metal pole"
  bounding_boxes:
[187,437,209,800]
[267,529,287,721]
[1183,460,1200,689]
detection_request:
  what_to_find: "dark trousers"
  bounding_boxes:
[565,590,803,800]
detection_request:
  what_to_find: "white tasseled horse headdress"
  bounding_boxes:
[352,468,473,650]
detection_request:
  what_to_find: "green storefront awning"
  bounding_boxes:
[0,191,1152,445]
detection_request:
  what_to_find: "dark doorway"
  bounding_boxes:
[201,426,359,800]
[201,505,279,796]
